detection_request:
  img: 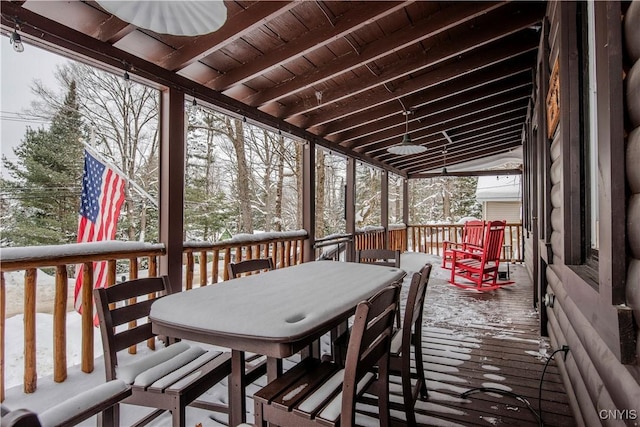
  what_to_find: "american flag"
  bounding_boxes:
[74,150,126,320]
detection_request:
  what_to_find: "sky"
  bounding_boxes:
[1,35,69,168]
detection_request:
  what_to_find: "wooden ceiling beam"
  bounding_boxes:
[0,2,406,178]
[364,104,527,156]
[83,2,136,43]
[160,1,298,71]
[282,5,542,122]
[396,137,520,173]
[410,168,522,179]
[347,85,530,151]
[394,129,522,170]
[295,31,538,131]
[243,1,506,108]
[210,1,413,91]
[445,123,523,146]
[316,55,533,137]
[405,140,521,174]
[338,74,531,144]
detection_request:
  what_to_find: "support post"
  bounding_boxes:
[159,88,185,293]
[381,170,389,249]
[346,158,356,261]
[303,140,316,262]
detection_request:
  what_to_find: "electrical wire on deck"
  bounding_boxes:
[459,346,570,427]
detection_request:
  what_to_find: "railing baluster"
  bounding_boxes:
[81,262,93,374]
[24,268,37,393]
[147,256,157,350]
[0,272,4,402]
[279,242,285,267]
[284,241,291,266]
[292,240,298,265]
[199,250,207,286]
[271,243,277,268]
[212,250,219,283]
[128,258,139,354]
[53,266,67,383]
[186,252,194,290]
[224,248,231,281]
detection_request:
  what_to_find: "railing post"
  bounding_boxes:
[211,250,219,283]
[53,266,67,383]
[199,250,207,286]
[24,268,37,393]
[0,272,5,401]
[81,262,94,374]
[186,252,194,290]
[223,248,231,281]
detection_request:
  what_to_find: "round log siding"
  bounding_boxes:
[625,0,640,61]
[629,259,640,357]
[627,128,640,193]
[532,2,640,423]
[629,195,640,258]
[626,1,640,374]
[627,60,640,128]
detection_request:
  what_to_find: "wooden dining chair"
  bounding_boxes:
[1,380,131,427]
[356,248,402,327]
[356,248,401,267]
[253,283,401,427]
[94,276,232,427]
[228,257,275,278]
[333,263,432,426]
[390,263,432,426]
[227,258,274,379]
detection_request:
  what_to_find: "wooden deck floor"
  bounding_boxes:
[369,253,575,427]
[4,254,575,426]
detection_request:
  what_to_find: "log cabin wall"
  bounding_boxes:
[626,1,640,373]
[525,1,640,423]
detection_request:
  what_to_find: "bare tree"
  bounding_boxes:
[315,151,326,237]
[225,117,253,233]
[31,63,159,242]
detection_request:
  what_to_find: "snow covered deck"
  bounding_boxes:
[3,254,574,426]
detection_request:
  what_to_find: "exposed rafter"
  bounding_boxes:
[0,0,545,177]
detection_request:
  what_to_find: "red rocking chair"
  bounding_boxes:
[442,220,485,269]
[449,220,512,291]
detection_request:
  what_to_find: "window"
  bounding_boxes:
[574,0,599,279]
[388,173,404,225]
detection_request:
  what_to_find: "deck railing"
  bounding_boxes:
[182,230,308,286]
[0,231,308,401]
[407,222,523,262]
[0,224,522,400]
[0,242,165,401]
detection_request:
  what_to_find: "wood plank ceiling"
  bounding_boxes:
[1,1,545,178]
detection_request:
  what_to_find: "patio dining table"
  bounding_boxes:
[150,260,406,425]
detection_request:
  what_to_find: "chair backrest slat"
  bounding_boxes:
[101,277,167,304]
[482,221,506,261]
[110,299,155,327]
[356,249,401,268]
[228,258,274,278]
[463,220,485,246]
[113,323,155,353]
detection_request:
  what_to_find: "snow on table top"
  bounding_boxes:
[150,261,405,341]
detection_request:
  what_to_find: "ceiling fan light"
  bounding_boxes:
[97,0,227,36]
[387,136,427,155]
